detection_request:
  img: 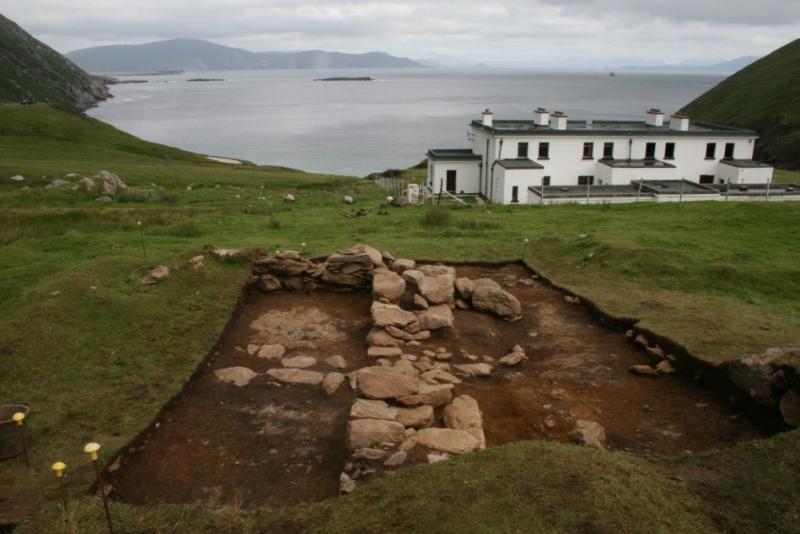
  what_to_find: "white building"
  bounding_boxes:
[426,108,777,204]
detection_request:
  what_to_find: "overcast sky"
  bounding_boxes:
[3,0,800,66]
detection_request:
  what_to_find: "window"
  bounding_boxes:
[699,174,715,184]
[517,142,529,158]
[705,143,716,159]
[542,176,551,186]
[664,142,675,160]
[578,175,594,186]
[582,142,594,159]
[511,186,519,203]
[724,142,735,159]
[645,142,656,159]
[446,169,457,192]
[538,142,550,159]
[602,142,614,159]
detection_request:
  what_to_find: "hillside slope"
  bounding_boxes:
[0,14,109,110]
[66,38,422,73]
[682,38,800,170]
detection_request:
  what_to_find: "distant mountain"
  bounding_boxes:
[0,14,109,110]
[66,39,423,74]
[620,56,758,74]
[682,39,800,170]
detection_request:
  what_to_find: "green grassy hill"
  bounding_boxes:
[1,103,800,533]
[0,14,109,110]
[682,38,800,170]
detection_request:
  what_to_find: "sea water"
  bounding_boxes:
[88,68,723,176]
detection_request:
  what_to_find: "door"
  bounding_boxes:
[511,186,519,203]
[446,170,457,193]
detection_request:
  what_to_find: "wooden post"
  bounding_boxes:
[586,180,590,204]
[766,177,771,201]
[438,179,443,205]
[679,178,685,202]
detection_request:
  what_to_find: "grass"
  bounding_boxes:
[2,104,800,532]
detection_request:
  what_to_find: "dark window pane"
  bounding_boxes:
[603,142,614,159]
[706,143,716,159]
[645,142,656,159]
[517,142,529,158]
[538,142,549,159]
[664,142,675,159]
[724,143,734,159]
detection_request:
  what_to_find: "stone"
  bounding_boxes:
[80,176,96,191]
[413,294,429,310]
[417,264,456,281]
[350,398,398,420]
[257,274,282,291]
[367,328,403,348]
[391,259,416,273]
[418,304,454,330]
[386,325,415,341]
[472,278,501,290]
[419,275,455,305]
[402,269,425,287]
[453,363,493,377]
[435,352,452,361]
[325,355,348,369]
[140,265,170,285]
[339,472,356,494]
[400,436,418,451]
[95,195,113,203]
[569,420,606,449]
[393,359,419,377]
[266,368,324,386]
[9,174,24,182]
[46,178,70,188]
[383,451,408,467]
[729,347,798,407]
[398,382,454,407]
[214,366,258,387]
[454,277,476,299]
[634,334,649,346]
[350,244,385,268]
[396,405,434,429]
[257,344,286,360]
[427,452,451,463]
[498,347,526,366]
[371,301,417,328]
[357,366,420,400]
[443,395,486,449]
[352,448,388,460]
[629,364,660,377]
[373,271,406,301]
[382,250,396,263]
[471,286,522,319]
[281,356,317,368]
[456,299,469,310]
[655,360,678,375]
[780,389,800,427]
[416,428,481,454]
[246,344,259,355]
[647,346,666,360]
[368,346,403,359]
[252,251,312,277]
[98,170,128,196]
[347,418,406,450]
[419,369,461,384]
[322,372,346,395]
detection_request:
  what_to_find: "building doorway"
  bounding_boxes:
[446,170,457,193]
[511,186,519,203]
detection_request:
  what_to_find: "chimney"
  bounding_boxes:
[533,107,549,126]
[482,108,493,127]
[670,112,690,131]
[550,110,568,130]
[646,108,664,127]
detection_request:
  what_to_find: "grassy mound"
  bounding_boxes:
[682,38,800,170]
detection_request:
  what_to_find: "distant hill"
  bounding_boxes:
[682,39,800,170]
[0,14,109,110]
[66,39,423,74]
[620,56,758,74]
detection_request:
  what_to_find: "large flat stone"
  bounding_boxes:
[266,368,324,386]
[214,366,258,387]
[443,395,486,449]
[416,428,481,454]
[347,418,406,450]
[350,398,398,420]
[371,301,417,328]
[357,366,420,400]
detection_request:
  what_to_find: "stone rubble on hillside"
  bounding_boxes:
[140,265,170,285]
[728,346,800,427]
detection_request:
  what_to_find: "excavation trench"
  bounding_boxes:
[105,262,767,509]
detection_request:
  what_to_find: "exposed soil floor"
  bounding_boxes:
[107,263,765,509]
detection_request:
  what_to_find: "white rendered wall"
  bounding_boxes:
[599,165,677,185]
[469,125,757,187]
[428,160,481,194]
[718,163,772,184]
[492,167,542,204]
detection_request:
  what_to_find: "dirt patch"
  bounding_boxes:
[107,263,765,509]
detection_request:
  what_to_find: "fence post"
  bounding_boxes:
[636,179,643,202]
[679,178,685,202]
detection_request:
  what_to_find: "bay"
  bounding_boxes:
[88,68,723,176]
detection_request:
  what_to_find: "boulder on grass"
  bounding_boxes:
[140,265,170,285]
[569,420,606,449]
